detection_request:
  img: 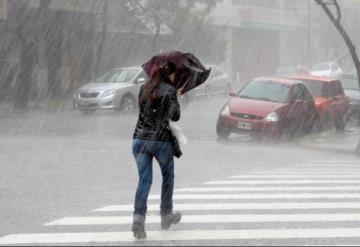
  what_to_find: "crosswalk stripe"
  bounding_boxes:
[94,202,360,212]
[230,175,360,179]
[312,160,359,164]
[45,213,360,226]
[175,186,360,192]
[252,170,360,174]
[149,193,360,200]
[205,179,360,185]
[2,228,360,244]
[253,172,360,175]
[295,166,360,169]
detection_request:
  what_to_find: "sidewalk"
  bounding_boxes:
[0,99,73,118]
[296,121,360,155]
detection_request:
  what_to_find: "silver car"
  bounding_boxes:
[73,67,147,113]
[190,65,231,99]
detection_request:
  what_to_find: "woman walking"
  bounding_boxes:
[132,61,182,239]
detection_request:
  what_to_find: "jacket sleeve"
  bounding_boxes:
[138,85,144,108]
[168,91,181,122]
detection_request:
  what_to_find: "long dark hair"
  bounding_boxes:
[141,61,176,101]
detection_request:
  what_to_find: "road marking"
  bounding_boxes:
[2,228,360,244]
[205,179,360,185]
[295,165,360,169]
[94,202,360,212]
[149,193,360,200]
[230,175,360,179]
[312,160,359,164]
[253,172,360,175]
[45,213,360,226]
[175,186,360,192]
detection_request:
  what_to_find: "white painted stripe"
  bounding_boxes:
[149,193,360,200]
[230,175,360,179]
[257,170,360,173]
[205,180,360,185]
[94,202,360,212]
[296,166,360,169]
[175,186,360,193]
[312,160,359,164]
[2,228,360,244]
[297,163,360,166]
[45,213,360,226]
[254,172,360,175]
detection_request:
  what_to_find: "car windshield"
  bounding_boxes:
[341,77,360,91]
[237,80,289,103]
[300,80,328,97]
[311,63,330,71]
[95,69,139,83]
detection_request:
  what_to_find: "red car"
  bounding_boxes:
[216,77,318,139]
[289,75,350,130]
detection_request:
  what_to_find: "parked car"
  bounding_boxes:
[273,65,299,76]
[339,73,360,121]
[73,67,147,113]
[310,61,343,79]
[73,66,190,114]
[190,65,231,99]
[290,75,350,130]
[216,77,318,139]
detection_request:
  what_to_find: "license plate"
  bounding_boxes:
[237,122,252,130]
[80,100,91,106]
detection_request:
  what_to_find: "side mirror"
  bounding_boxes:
[229,91,236,97]
[136,78,146,84]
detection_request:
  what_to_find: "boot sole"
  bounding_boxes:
[161,214,182,230]
[132,224,147,240]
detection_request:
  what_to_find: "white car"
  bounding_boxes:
[73,67,147,114]
[310,61,343,78]
[190,65,231,99]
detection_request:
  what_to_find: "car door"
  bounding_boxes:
[132,70,147,102]
[299,83,318,129]
[331,80,349,117]
[287,84,307,124]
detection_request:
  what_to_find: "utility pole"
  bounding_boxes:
[95,0,109,78]
[308,0,313,65]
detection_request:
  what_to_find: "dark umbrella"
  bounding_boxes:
[142,50,211,94]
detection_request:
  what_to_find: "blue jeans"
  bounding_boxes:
[132,139,174,221]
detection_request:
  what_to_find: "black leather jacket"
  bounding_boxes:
[133,79,181,142]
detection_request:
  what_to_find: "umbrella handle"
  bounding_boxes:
[179,80,190,92]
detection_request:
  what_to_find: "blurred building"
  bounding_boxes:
[0,0,6,20]
[212,0,360,83]
[0,0,163,104]
[212,0,311,84]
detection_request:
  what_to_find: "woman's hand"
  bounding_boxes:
[176,89,183,96]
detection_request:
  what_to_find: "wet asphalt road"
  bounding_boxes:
[0,95,360,245]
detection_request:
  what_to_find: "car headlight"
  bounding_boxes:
[221,105,230,116]
[265,112,279,122]
[101,90,115,97]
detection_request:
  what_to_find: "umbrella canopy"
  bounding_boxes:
[142,50,211,94]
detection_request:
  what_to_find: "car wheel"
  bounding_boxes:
[216,121,231,139]
[303,113,318,134]
[318,112,331,131]
[79,109,96,114]
[335,112,347,131]
[119,94,136,113]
